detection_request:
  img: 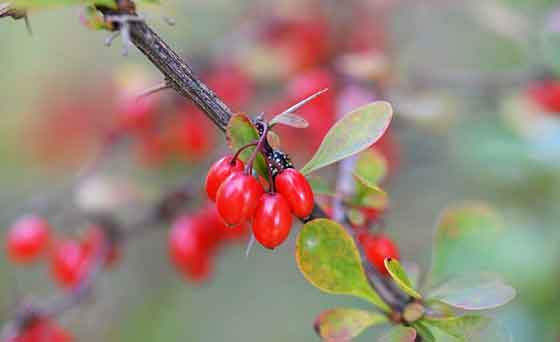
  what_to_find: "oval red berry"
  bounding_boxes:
[253,193,293,249]
[205,156,245,201]
[274,168,314,218]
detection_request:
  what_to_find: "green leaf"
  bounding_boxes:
[384,258,422,299]
[354,149,388,186]
[296,218,390,312]
[314,308,388,341]
[379,326,417,342]
[226,114,269,181]
[430,203,505,283]
[300,101,393,175]
[427,274,516,311]
[422,315,490,342]
[412,321,436,342]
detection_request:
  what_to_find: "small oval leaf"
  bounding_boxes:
[423,315,490,341]
[354,149,388,185]
[296,218,390,312]
[226,114,269,180]
[300,101,393,175]
[314,308,388,341]
[384,258,422,299]
[379,326,417,342]
[427,274,516,311]
[270,112,309,128]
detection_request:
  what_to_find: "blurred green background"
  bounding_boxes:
[1,0,560,341]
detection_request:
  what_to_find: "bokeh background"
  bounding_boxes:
[1,0,560,341]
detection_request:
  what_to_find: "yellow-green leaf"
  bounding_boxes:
[314,308,388,341]
[384,258,422,299]
[296,218,390,312]
[300,101,393,175]
[379,326,417,342]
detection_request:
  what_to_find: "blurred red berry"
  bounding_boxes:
[216,172,264,226]
[6,215,50,264]
[253,193,293,249]
[116,96,156,134]
[200,203,248,243]
[361,234,399,275]
[168,215,213,282]
[50,240,89,288]
[526,79,560,114]
[13,318,72,342]
[275,168,314,218]
[167,107,215,161]
[205,64,254,110]
[205,156,245,202]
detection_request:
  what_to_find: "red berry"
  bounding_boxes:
[527,79,560,113]
[116,96,155,133]
[168,215,213,282]
[361,234,399,275]
[6,215,50,264]
[13,318,73,342]
[215,172,264,226]
[205,156,245,201]
[274,168,314,218]
[50,240,89,288]
[253,193,293,249]
[200,203,248,243]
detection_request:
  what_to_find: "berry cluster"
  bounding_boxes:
[205,149,314,249]
[5,215,119,289]
[168,203,248,282]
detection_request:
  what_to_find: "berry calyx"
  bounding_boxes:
[205,156,245,201]
[215,172,264,226]
[168,215,213,282]
[253,193,293,249]
[50,240,89,288]
[6,215,51,264]
[274,168,314,218]
[361,233,399,275]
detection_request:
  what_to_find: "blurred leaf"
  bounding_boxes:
[412,321,436,342]
[300,101,393,175]
[422,315,489,341]
[226,114,269,181]
[378,326,417,342]
[384,258,422,299]
[269,112,309,128]
[10,0,116,10]
[427,274,516,311]
[402,261,421,290]
[354,149,388,185]
[430,203,505,282]
[314,308,388,341]
[307,176,336,196]
[296,218,390,312]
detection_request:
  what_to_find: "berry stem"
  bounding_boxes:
[244,123,269,175]
[231,141,258,165]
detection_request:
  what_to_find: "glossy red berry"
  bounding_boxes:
[527,79,560,113]
[253,193,293,249]
[6,215,50,264]
[168,215,213,282]
[361,234,400,275]
[50,240,88,288]
[274,168,314,218]
[205,156,245,202]
[13,318,73,342]
[216,172,264,226]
